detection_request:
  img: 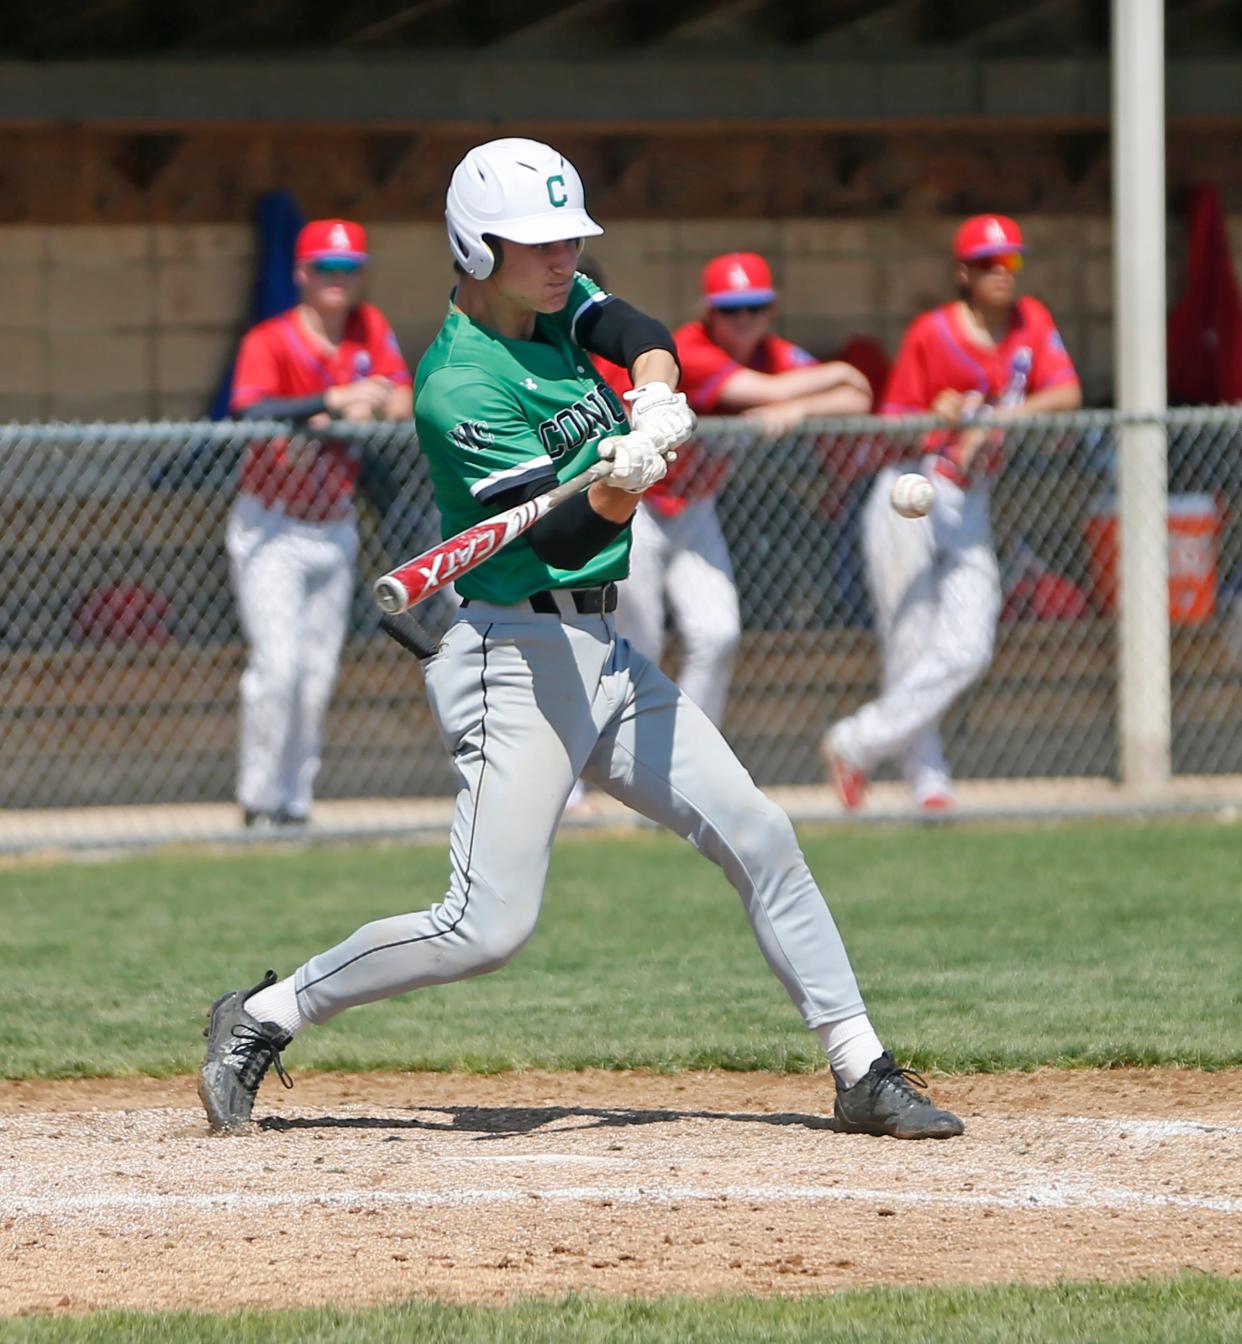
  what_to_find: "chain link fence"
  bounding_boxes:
[1,410,1239,839]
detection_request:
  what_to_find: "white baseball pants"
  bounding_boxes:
[833,461,1001,803]
[227,494,357,818]
[615,498,740,727]
[294,599,866,1032]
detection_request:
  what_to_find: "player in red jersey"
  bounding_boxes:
[227,218,413,828]
[822,215,1082,813]
[615,252,870,726]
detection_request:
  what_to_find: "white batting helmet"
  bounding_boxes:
[445,138,603,279]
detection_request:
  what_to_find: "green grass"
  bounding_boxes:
[0,817,1239,1078]
[1,1279,1239,1343]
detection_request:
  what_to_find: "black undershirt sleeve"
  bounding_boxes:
[576,296,680,379]
[489,474,629,572]
[236,394,329,421]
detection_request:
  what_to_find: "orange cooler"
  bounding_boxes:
[1084,493,1219,624]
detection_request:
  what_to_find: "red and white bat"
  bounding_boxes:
[373,461,614,614]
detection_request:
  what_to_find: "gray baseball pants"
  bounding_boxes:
[227,495,357,818]
[615,498,741,727]
[294,596,866,1031]
[834,461,1001,802]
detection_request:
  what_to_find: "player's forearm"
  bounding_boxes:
[629,349,680,392]
[491,471,636,571]
[236,393,328,421]
[1027,381,1083,412]
[994,381,1082,419]
[384,385,414,420]
[717,361,870,410]
[524,486,633,570]
[778,385,873,419]
[587,479,643,523]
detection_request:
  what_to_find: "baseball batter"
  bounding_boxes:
[823,215,1081,812]
[613,253,871,726]
[228,219,413,829]
[200,138,963,1143]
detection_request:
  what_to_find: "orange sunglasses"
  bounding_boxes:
[967,252,1024,273]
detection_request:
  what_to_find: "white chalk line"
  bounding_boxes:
[440,1154,623,1164]
[5,1111,1239,1224]
[3,1179,1240,1222]
[1061,1117,1242,1137]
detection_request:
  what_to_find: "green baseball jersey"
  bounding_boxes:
[414,273,631,604]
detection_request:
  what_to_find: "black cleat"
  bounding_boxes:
[243,809,308,830]
[834,1051,965,1140]
[197,970,293,1133]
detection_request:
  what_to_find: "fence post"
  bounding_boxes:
[1112,0,1170,791]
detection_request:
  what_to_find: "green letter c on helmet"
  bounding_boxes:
[546,174,568,207]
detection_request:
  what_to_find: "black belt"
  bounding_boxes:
[461,583,617,615]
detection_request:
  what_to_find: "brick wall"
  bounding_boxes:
[3,213,1240,419]
[0,224,252,421]
[2,121,1239,418]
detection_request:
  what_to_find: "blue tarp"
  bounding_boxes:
[152,191,304,488]
[207,190,305,420]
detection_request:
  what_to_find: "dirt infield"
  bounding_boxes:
[2,1068,1239,1315]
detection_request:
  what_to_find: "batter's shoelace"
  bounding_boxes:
[228,1022,293,1092]
[870,1060,930,1099]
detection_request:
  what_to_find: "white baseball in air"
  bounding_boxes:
[890,472,935,519]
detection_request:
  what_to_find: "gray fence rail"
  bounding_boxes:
[1,410,1239,824]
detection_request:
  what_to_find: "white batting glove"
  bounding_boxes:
[597,431,670,493]
[623,382,696,455]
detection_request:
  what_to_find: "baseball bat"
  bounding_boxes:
[373,461,614,614]
[378,610,439,660]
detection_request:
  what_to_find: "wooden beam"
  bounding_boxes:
[23,0,149,53]
[627,0,767,43]
[607,0,743,47]
[0,53,1237,123]
[342,1,457,46]
[962,0,1097,54]
[167,0,337,51]
[487,0,619,48]
[753,0,912,47]
[472,0,595,45]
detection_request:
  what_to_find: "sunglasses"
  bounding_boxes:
[311,258,364,274]
[716,303,772,317]
[966,253,1023,274]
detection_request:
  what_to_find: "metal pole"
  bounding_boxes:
[1112,0,1169,791]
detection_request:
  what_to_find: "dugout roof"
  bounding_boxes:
[3,0,1239,57]
[1,1,1237,127]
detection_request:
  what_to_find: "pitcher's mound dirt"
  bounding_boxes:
[2,1068,1239,1315]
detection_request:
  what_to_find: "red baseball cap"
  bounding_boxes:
[953,215,1025,262]
[296,219,369,265]
[702,252,776,308]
